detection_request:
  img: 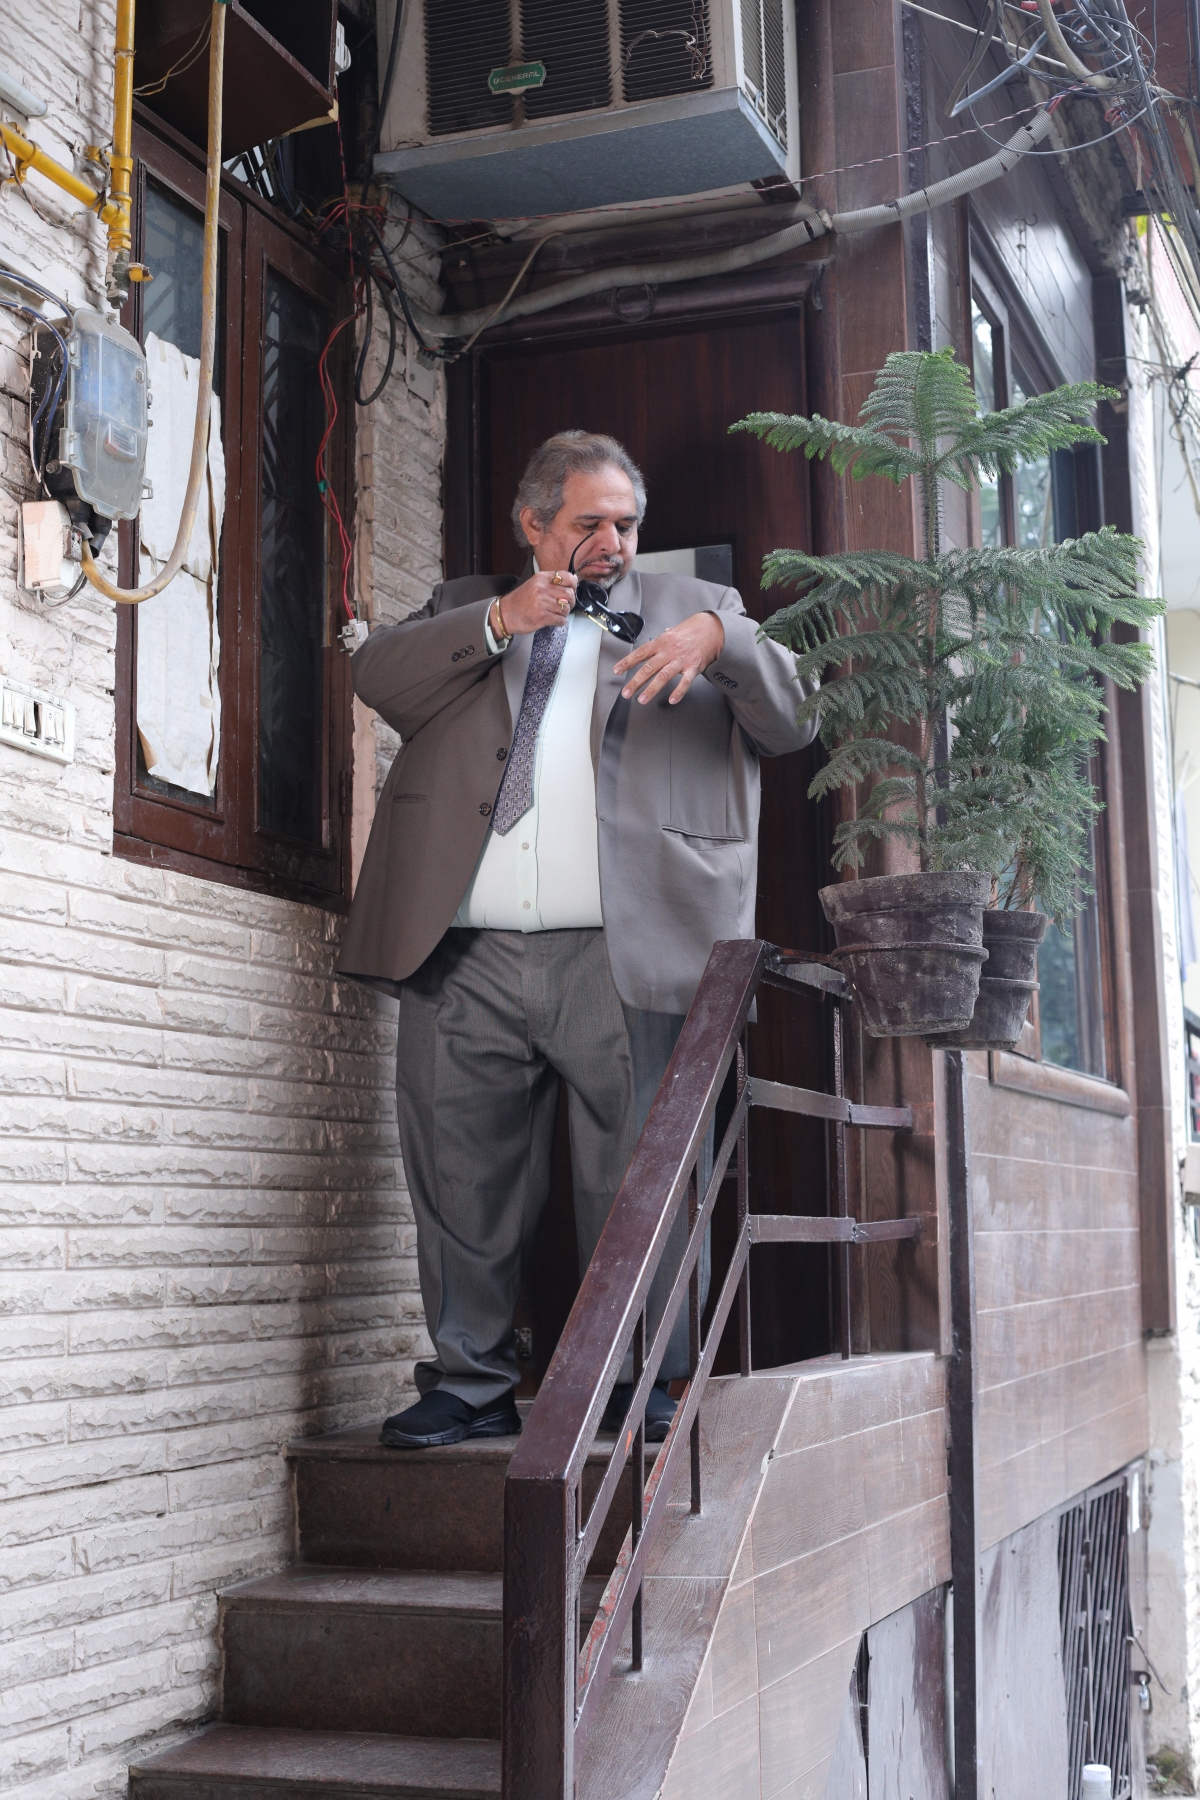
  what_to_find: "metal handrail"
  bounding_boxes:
[501,938,919,1800]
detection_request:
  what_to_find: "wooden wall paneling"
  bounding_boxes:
[866,1588,951,1800]
[757,1635,863,1798]
[978,1514,1072,1800]
[825,1659,870,1799]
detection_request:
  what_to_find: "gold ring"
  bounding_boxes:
[551,571,564,585]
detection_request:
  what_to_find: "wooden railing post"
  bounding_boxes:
[502,1474,575,1800]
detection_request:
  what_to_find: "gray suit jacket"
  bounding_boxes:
[336,568,816,1012]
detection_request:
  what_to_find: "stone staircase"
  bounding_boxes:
[126,1416,637,1800]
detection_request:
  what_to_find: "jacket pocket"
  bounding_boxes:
[391,792,427,804]
[662,825,745,845]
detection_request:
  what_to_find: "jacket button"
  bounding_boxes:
[496,747,507,761]
[479,802,491,816]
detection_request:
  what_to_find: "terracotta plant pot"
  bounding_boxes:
[819,871,991,1038]
[930,908,1049,1050]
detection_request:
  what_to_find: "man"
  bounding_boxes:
[337,431,815,1448]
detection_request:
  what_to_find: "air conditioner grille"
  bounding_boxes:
[620,0,714,103]
[425,0,513,139]
[740,0,787,150]
[520,0,613,119]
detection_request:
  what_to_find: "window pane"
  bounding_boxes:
[971,302,995,413]
[136,182,223,810]
[143,183,221,391]
[971,303,1004,547]
[1011,364,1055,549]
[1037,828,1107,1078]
[634,543,734,586]
[258,272,328,845]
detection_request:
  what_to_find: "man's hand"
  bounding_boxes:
[614,612,726,706]
[493,568,577,637]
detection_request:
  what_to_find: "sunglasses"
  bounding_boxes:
[568,535,644,645]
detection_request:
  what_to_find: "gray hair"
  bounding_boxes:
[511,430,647,547]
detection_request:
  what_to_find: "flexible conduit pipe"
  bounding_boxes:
[415,108,1055,343]
[81,1,226,604]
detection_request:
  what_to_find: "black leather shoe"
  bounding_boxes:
[601,1380,677,1443]
[380,1388,521,1449]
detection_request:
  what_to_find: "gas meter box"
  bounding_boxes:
[57,309,149,522]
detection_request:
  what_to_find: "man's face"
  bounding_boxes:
[520,466,639,589]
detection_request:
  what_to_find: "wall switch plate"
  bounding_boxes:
[0,675,75,764]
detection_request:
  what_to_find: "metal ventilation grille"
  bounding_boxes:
[620,0,714,103]
[425,0,513,139]
[1058,1480,1133,1800]
[739,0,788,150]
[519,0,612,119]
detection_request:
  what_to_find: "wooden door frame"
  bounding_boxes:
[442,260,826,579]
[441,272,889,1376]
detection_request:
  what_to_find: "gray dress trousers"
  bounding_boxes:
[396,926,637,1407]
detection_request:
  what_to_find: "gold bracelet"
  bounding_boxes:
[492,595,510,641]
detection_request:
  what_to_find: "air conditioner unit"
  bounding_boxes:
[374,0,799,222]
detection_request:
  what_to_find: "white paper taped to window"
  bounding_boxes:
[136,334,225,795]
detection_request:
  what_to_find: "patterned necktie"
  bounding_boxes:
[491,622,569,834]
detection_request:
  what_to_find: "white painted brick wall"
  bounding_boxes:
[0,4,445,1792]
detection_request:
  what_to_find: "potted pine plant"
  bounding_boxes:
[732,349,1161,1039]
[930,656,1104,1048]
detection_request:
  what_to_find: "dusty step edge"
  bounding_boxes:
[127,1725,501,1798]
[217,1567,504,1618]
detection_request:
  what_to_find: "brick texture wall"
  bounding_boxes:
[0,6,444,1792]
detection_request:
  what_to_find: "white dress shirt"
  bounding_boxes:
[454,597,604,932]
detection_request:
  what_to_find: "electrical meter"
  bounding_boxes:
[55,309,149,522]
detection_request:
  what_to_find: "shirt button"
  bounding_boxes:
[522,900,531,909]
[521,842,529,850]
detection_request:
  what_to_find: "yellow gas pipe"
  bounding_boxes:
[81,0,227,603]
[0,1,228,603]
[0,0,144,288]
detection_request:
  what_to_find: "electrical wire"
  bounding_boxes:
[133,16,211,97]
[316,312,359,624]
[0,298,67,483]
[0,259,74,319]
[354,266,398,406]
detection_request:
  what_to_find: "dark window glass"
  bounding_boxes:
[258,272,328,846]
[1037,814,1107,1079]
[143,183,212,380]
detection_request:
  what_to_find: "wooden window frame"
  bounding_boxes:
[113,109,355,910]
[965,233,1123,1092]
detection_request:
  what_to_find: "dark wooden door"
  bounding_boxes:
[447,307,834,1374]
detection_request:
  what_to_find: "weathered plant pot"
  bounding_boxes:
[930,908,1049,1050]
[819,871,991,1038]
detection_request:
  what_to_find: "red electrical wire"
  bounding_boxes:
[316,310,360,624]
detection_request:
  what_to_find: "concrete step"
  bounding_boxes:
[289,1418,653,1576]
[127,1724,500,1799]
[221,1567,504,1740]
